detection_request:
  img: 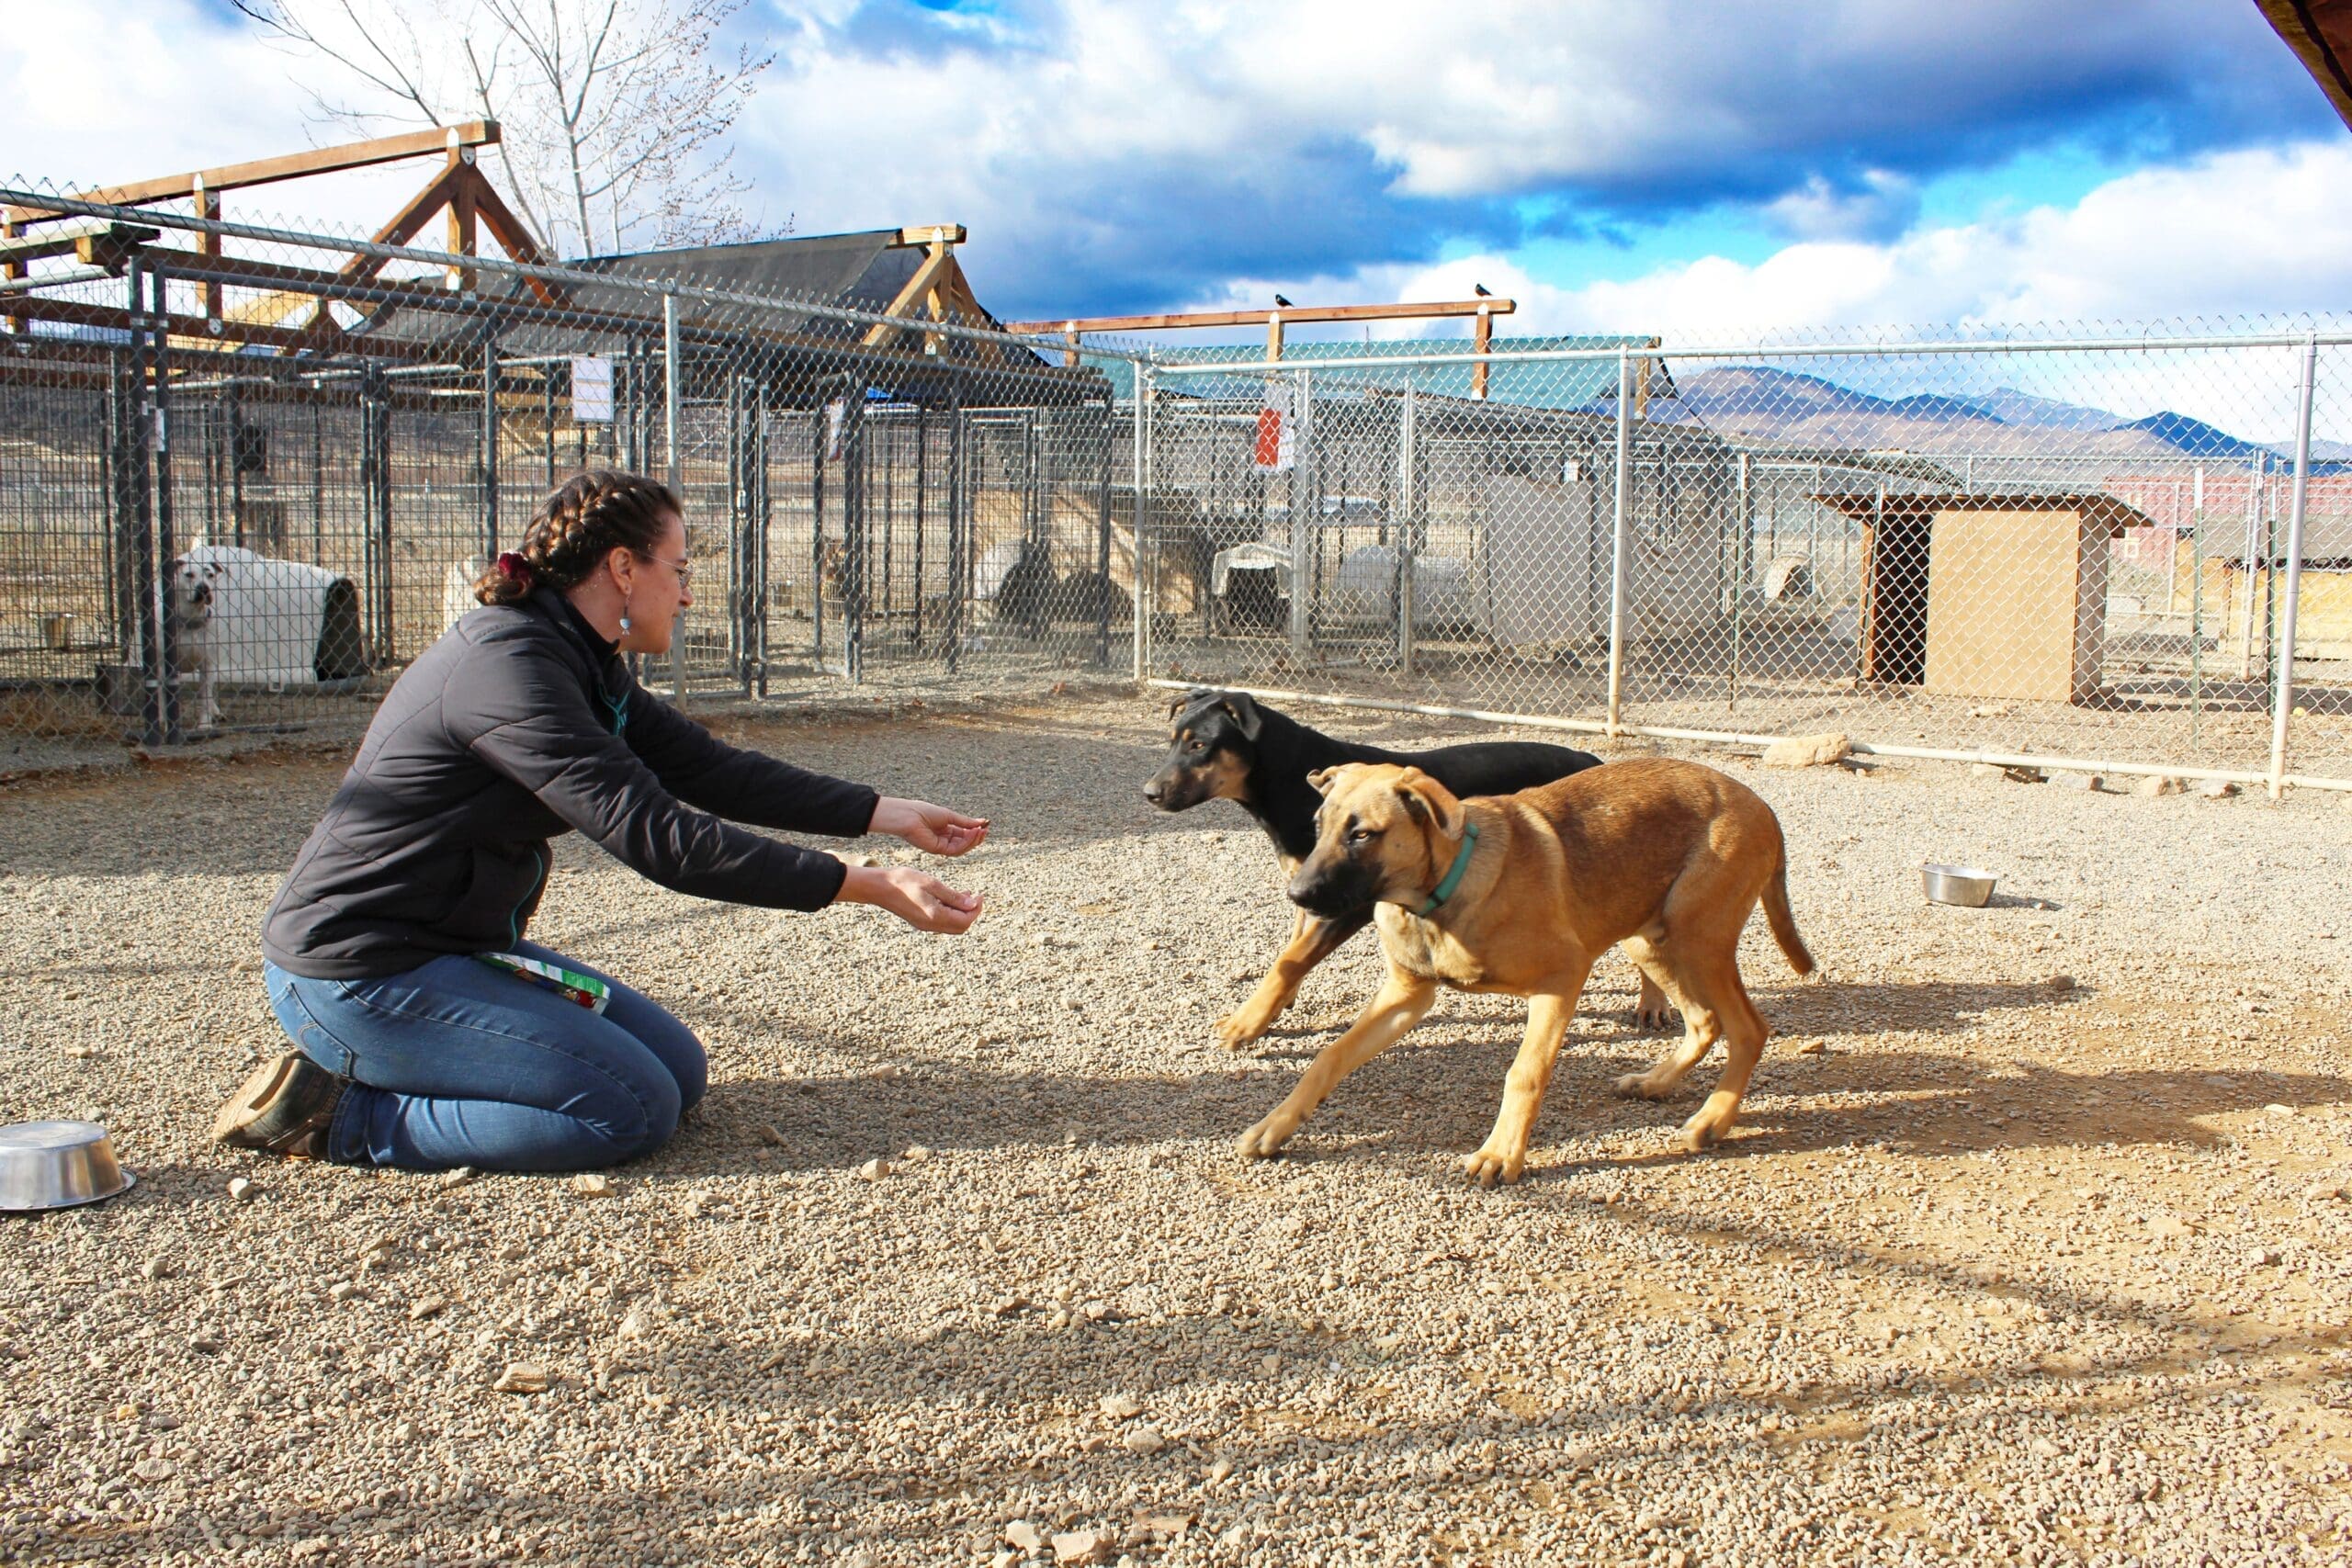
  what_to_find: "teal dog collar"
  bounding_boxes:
[1417,821,1480,916]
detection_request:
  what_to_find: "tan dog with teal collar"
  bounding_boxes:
[1238,757,1816,1183]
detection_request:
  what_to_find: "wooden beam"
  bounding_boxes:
[194,179,222,323]
[860,242,959,349]
[6,122,501,224]
[893,224,967,248]
[1471,304,1492,400]
[0,218,158,264]
[1002,298,1517,334]
[1266,313,1283,363]
[463,171,563,306]
[445,153,479,295]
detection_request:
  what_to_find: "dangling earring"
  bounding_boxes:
[618,593,634,635]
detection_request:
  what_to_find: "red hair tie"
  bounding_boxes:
[496,552,535,586]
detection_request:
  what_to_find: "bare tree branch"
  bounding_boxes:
[233,0,775,256]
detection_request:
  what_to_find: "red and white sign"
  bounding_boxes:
[1253,382,1295,472]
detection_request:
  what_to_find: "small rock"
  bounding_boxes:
[858,1158,892,1181]
[226,1177,255,1202]
[130,1457,175,1483]
[187,1332,222,1354]
[1121,1425,1167,1455]
[1969,762,2007,779]
[141,1257,173,1281]
[1100,1393,1143,1420]
[1080,1299,1111,1321]
[2030,1436,2063,1460]
[2256,1248,2282,1267]
[755,1122,788,1147]
[492,1361,550,1394]
[1762,731,1850,768]
[571,1173,615,1199]
[328,1281,357,1303]
[408,1296,447,1322]
[2051,771,2105,792]
[1005,1519,1045,1552]
[2198,779,2240,799]
[2303,1183,2342,1201]
[2266,1102,2295,1117]
[618,1303,650,1339]
[2000,765,2045,784]
[2148,1214,2199,1240]
[2048,974,2075,992]
[438,1166,479,1190]
[1052,1529,1113,1565]
[902,1145,933,1164]
[2133,774,2187,797]
[1207,1457,1235,1483]
[866,1063,902,1080]
[1794,1039,1826,1055]
[1968,703,2011,718]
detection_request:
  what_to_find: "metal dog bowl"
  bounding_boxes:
[1921,863,1998,908]
[0,1121,136,1212]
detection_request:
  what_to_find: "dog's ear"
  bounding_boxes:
[1217,692,1263,739]
[1306,765,1340,796]
[1395,768,1467,839]
[1168,686,1215,722]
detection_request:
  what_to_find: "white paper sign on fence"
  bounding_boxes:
[571,356,614,423]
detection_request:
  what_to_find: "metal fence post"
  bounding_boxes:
[1289,367,1313,659]
[2239,450,2266,679]
[123,257,166,747]
[1396,384,1418,678]
[148,263,186,743]
[481,338,500,558]
[2268,334,2317,797]
[1132,363,1151,681]
[1730,450,1749,710]
[1604,350,1632,736]
[662,292,684,701]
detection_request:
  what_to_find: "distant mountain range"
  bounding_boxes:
[1655,366,2352,466]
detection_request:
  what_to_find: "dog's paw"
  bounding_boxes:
[1234,1113,1296,1161]
[1612,1071,1676,1100]
[1679,1111,1731,1152]
[1462,1145,1526,1188]
[1635,1003,1679,1030]
[1212,1010,1269,1051]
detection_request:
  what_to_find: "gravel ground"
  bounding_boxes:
[3,692,2350,1568]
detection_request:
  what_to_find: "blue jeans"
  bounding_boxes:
[262,941,707,1172]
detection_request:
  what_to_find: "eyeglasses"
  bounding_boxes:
[641,552,694,587]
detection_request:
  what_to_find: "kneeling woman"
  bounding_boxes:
[219,470,987,1171]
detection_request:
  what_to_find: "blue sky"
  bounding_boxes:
[6,0,2351,344]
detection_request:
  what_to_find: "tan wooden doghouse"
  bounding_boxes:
[1813,492,2154,705]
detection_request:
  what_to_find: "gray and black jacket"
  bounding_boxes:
[262,585,877,979]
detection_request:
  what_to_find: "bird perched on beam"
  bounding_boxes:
[1272,293,1294,309]
[1473,282,1493,298]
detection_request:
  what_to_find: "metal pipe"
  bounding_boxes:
[1730,451,1748,710]
[148,263,184,741]
[1397,385,1418,679]
[1604,351,1632,735]
[1131,367,1151,681]
[2267,334,2318,797]
[663,293,684,701]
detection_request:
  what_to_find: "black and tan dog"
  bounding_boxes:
[1236,758,1815,1183]
[1143,689,1668,1046]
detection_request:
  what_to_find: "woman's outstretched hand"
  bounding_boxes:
[869,796,989,857]
[835,864,984,934]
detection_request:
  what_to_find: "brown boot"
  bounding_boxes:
[212,1052,345,1159]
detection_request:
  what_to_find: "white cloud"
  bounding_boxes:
[1354,142,2352,442]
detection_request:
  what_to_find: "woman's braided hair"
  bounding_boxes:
[474,470,683,607]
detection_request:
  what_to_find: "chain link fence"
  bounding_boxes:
[1,175,2346,791]
[1136,328,2352,791]
[0,177,1136,771]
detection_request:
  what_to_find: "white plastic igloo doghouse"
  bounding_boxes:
[177,544,368,686]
